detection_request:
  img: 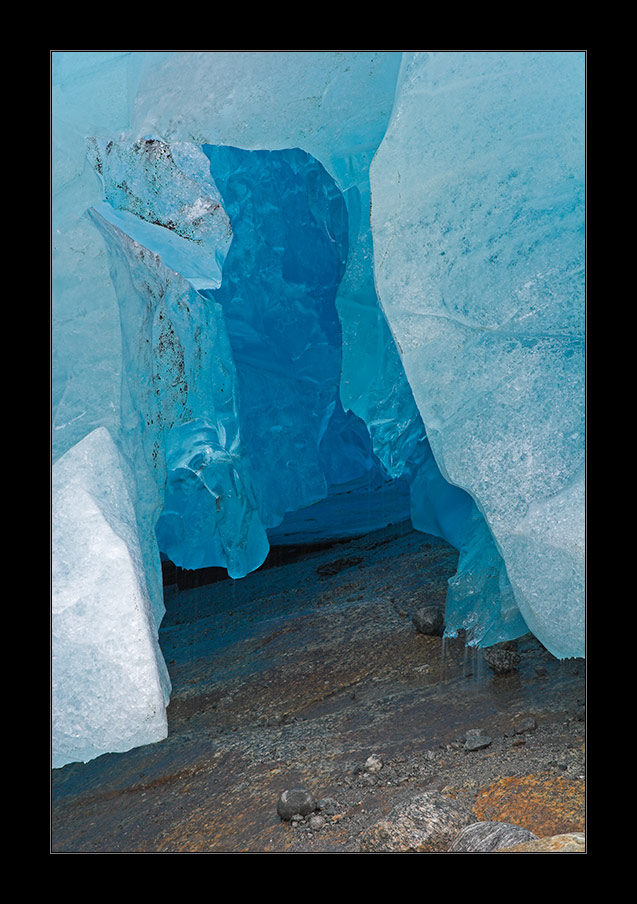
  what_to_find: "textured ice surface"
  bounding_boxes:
[87,138,231,290]
[52,52,401,461]
[52,427,170,768]
[370,51,585,657]
[52,51,585,767]
[88,199,270,581]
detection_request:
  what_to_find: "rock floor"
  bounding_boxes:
[51,521,586,853]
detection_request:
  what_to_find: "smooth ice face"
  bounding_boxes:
[52,427,170,768]
[336,181,426,480]
[370,51,585,658]
[128,51,403,192]
[200,145,349,529]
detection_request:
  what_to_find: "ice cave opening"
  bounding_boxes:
[54,137,536,772]
[141,142,526,650]
[153,143,412,579]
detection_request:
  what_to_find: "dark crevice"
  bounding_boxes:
[161,535,363,590]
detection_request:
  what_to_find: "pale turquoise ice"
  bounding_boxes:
[370,51,585,658]
[52,427,170,768]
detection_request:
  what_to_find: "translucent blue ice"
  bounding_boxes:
[89,193,270,583]
[199,145,350,529]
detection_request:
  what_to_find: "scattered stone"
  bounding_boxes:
[512,737,526,747]
[515,717,538,734]
[465,729,492,751]
[359,791,475,853]
[412,605,445,636]
[449,821,538,852]
[497,832,585,853]
[277,788,316,821]
[535,665,548,677]
[364,754,383,774]
[316,797,339,816]
[483,644,522,674]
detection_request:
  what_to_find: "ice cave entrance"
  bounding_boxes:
[154,144,413,586]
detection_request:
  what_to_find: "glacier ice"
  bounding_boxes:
[370,51,585,658]
[199,144,349,530]
[52,427,170,769]
[52,50,585,767]
[334,160,530,648]
[87,137,232,291]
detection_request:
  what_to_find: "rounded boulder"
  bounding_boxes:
[277,788,316,821]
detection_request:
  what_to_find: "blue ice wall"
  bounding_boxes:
[200,145,349,527]
[154,145,412,568]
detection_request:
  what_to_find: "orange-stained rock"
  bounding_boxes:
[498,832,585,853]
[473,772,585,838]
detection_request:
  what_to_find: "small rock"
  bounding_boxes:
[364,754,383,774]
[449,821,538,852]
[309,814,325,831]
[277,788,316,821]
[514,717,537,734]
[316,797,339,816]
[465,729,492,751]
[412,605,445,636]
[483,644,522,674]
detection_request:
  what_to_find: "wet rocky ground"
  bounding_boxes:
[50,521,586,853]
